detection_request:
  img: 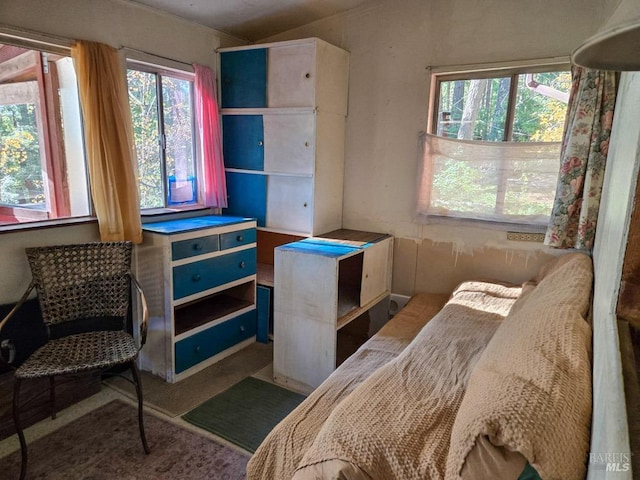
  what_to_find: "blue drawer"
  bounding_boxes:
[173,248,256,300]
[172,234,219,261]
[175,310,257,373]
[220,228,256,250]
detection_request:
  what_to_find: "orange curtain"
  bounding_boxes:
[71,40,142,243]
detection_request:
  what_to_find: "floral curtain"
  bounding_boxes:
[71,40,142,243]
[193,63,227,208]
[545,66,617,249]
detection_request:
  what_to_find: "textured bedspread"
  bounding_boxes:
[246,292,449,480]
[291,282,522,480]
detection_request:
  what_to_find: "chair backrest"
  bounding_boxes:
[25,242,133,327]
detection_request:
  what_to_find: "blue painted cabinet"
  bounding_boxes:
[219,38,350,236]
[136,215,258,383]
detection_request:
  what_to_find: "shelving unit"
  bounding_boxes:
[135,215,257,383]
[273,230,393,393]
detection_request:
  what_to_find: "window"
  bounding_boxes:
[127,66,198,210]
[0,43,90,226]
[421,65,571,226]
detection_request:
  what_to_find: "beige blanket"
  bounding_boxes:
[292,282,522,480]
[446,252,593,480]
[246,293,449,480]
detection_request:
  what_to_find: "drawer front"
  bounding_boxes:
[172,234,219,261]
[173,248,257,300]
[175,309,257,373]
[220,228,256,250]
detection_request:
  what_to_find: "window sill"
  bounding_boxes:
[0,206,219,234]
[0,216,98,235]
[141,205,218,222]
[416,213,548,234]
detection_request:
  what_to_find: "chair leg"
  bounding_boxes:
[130,361,150,454]
[49,376,56,420]
[13,377,28,480]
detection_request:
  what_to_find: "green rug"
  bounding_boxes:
[182,376,306,452]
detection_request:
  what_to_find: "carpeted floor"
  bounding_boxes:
[0,399,249,479]
[182,376,306,453]
[104,342,273,417]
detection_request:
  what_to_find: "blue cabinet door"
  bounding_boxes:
[224,171,267,227]
[223,115,264,170]
[256,285,272,343]
[221,49,267,108]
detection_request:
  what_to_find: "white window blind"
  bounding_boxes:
[417,133,562,226]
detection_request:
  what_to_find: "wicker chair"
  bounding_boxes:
[0,242,150,480]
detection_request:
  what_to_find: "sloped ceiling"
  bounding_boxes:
[127,0,372,41]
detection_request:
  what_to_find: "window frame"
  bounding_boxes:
[428,61,571,141]
[423,59,571,229]
[126,61,202,211]
[0,36,93,229]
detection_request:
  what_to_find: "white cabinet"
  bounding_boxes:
[135,215,257,383]
[273,231,393,393]
[220,38,349,237]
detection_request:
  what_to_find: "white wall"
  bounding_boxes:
[0,0,245,304]
[261,0,619,293]
[588,71,640,480]
[0,0,245,67]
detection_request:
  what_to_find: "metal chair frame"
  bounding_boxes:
[0,242,150,480]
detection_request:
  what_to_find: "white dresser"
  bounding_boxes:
[135,215,257,383]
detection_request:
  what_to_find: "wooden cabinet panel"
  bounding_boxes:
[267,43,316,108]
[225,171,267,227]
[361,240,393,306]
[263,113,315,174]
[220,49,267,108]
[223,115,264,170]
[266,176,313,233]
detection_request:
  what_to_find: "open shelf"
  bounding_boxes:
[174,280,255,336]
[337,252,363,319]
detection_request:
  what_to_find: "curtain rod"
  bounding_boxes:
[0,24,74,52]
[118,46,193,71]
[0,24,193,71]
[426,55,571,74]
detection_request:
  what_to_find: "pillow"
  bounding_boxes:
[445,252,593,480]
